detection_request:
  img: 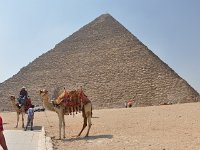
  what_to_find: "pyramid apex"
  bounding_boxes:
[88,13,116,26]
[99,13,112,17]
[97,13,113,19]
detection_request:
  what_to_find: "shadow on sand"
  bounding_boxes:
[33,126,43,130]
[62,134,113,142]
[25,126,43,131]
[91,116,99,118]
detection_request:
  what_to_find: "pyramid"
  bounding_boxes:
[0,14,199,111]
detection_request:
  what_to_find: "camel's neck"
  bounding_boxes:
[11,99,21,112]
[42,95,55,112]
[11,99,16,106]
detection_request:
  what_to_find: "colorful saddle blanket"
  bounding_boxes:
[56,90,90,107]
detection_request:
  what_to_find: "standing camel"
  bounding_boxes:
[10,96,25,128]
[39,89,92,140]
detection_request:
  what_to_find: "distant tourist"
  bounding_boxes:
[124,101,128,108]
[127,99,134,107]
[0,116,8,150]
[125,99,135,108]
[24,105,35,131]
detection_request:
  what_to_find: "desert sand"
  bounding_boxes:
[1,102,200,150]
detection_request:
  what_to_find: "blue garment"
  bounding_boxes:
[17,96,26,105]
[25,107,34,131]
[27,108,34,119]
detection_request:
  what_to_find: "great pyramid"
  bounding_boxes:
[0,14,199,111]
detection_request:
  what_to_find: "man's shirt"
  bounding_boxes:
[27,108,34,119]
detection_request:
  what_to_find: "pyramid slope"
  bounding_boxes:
[0,14,199,111]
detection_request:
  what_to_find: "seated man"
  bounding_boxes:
[18,86,28,106]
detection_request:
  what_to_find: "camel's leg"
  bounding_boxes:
[85,103,92,137]
[62,113,65,139]
[85,116,92,137]
[77,117,87,137]
[58,113,62,140]
[22,113,24,128]
[16,113,19,128]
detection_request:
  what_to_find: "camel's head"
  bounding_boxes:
[10,95,15,101]
[39,89,48,97]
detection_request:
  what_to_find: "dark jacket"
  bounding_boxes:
[20,89,28,99]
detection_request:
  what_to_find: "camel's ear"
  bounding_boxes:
[43,89,48,93]
[39,89,48,94]
[10,95,14,98]
[39,90,42,94]
[10,95,15,100]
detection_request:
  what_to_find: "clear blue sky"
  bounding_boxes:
[0,0,199,93]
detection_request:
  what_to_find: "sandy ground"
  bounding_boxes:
[1,102,200,150]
